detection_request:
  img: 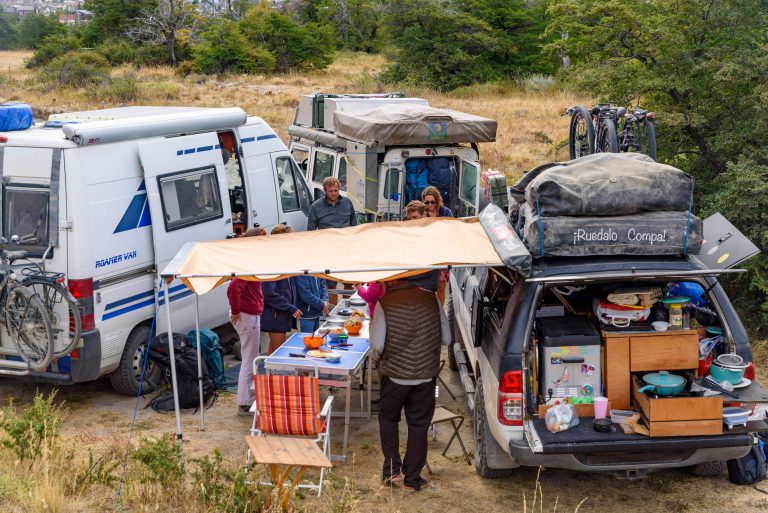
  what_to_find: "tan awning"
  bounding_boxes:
[162,217,504,295]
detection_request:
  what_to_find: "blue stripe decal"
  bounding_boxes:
[197,145,213,153]
[102,297,155,321]
[176,150,184,156]
[257,134,277,141]
[104,290,154,311]
[183,148,195,155]
[215,144,221,149]
[158,289,194,306]
[158,284,186,297]
[240,137,256,143]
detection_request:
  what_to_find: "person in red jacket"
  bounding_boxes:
[228,227,266,416]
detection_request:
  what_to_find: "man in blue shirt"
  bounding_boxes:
[295,275,330,333]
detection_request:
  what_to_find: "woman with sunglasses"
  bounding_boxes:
[421,186,453,218]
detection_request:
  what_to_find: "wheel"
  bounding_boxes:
[690,461,725,477]
[474,376,514,478]
[568,106,595,159]
[5,286,54,371]
[597,118,619,153]
[446,295,458,371]
[109,325,161,396]
[643,119,657,160]
[21,277,82,357]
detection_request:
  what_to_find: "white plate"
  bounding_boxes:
[705,376,752,389]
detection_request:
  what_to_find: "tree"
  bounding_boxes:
[127,0,198,65]
[240,3,335,71]
[546,0,768,326]
[0,13,19,50]
[81,0,159,45]
[18,13,65,49]
[192,19,275,73]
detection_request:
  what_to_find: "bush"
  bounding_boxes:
[134,44,171,67]
[89,72,141,103]
[132,435,183,487]
[189,450,265,511]
[41,51,111,88]
[18,13,65,49]
[0,390,65,462]
[193,20,275,75]
[96,38,136,66]
[27,34,83,68]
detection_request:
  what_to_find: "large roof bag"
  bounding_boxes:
[333,104,497,146]
[520,204,703,258]
[522,153,694,217]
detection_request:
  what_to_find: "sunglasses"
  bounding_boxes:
[423,200,436,205]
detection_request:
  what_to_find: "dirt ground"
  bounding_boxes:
[2,349,768,513]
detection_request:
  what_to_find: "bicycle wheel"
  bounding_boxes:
[568,106,595,159]
[5,286,54,371]
[21,277,82,357]
[597,118,619,153]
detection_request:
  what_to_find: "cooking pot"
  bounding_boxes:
[637,371,686,396]
[593,418,617,433]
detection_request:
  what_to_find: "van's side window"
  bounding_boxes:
[275,157,300,212]
[338,157,348,190]
[312,151,335,184]
[157,167,223,231]
[460,160,479,204]
[291,147,309,173]
[2,185,49,245]
[383,167,399,200]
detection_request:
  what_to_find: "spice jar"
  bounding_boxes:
[669,303,683,330]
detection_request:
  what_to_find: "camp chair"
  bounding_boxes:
[247,356,334,497]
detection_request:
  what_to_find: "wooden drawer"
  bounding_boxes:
[629,331,698,371]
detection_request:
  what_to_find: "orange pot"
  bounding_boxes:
[303,336,324,349]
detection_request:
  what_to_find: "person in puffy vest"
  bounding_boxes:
[370,279,451,492]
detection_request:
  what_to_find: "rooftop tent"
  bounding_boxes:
[161,207,530,294]
[332,104,498,146]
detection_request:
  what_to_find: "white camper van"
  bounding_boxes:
[0,106,311,394]
[288,93,508,221]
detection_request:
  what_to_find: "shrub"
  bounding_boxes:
[18,13,65,49]
[134,44,171,67]
[0,390,65,462]
[89,72,142,103]
[41,51,110,88]
[96,38,136,66]
[132,435,183,486]
[189,450,266,511]
[193,20,275,75]
[27,33,83,68]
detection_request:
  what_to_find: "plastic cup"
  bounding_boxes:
[593,397,609,419]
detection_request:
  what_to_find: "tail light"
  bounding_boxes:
[68,278,95,332]
[498,370,524,426]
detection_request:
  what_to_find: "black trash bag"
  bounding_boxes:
[146,332,216,413]
[726,437,767,485]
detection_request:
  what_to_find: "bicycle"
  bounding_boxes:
[616,108,657,160]
[17,243,82,358]
[0,235,54,370]
[566,105,594,159]
[591,104,620,154]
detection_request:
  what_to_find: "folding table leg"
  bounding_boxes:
[280,466,307,510]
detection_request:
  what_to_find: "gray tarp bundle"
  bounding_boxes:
[479,204,531,277]
[512,153,701,258]
[333,104,497,146]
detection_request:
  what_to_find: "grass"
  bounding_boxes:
[0,50,584,180]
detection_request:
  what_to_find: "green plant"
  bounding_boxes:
[189,450,266,512]
[89,72,142,103]
[132,434,183,486]
[193,20,275,75]
[40,51,111,88]
[96,38,137,66]
[71,448,120,493]
[26,33,83,68]
[0,390,65,462]
[134,44,172,66]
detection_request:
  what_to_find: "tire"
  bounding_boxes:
[6,286,53,371]
[643,120,657,160]
[568,106,595,159]
[597,118,619,153]
[22,277,82,357]
[690,461,725,477]
[109,325,161,396]
[446,295,458,371]
[474,376,514,478]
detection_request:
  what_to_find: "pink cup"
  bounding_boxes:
[593,397,609,419]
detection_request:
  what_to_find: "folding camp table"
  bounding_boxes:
[265,332,372,462]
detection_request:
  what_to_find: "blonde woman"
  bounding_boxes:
[421,186,453,218]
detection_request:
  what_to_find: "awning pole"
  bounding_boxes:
[194,294,205,431]
[162,280,185,464]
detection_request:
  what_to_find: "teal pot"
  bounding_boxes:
[638,371,687,396]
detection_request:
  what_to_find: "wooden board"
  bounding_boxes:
[537,401,611,418]
[631,375,722,422]
[629,331,698,371]
[639,412,722,437]
[245,436,332,468]
[603,335,631,410]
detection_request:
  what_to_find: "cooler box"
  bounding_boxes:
[538,316,602,400]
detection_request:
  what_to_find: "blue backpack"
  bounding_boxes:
[187,328,226,390]
[427,158,453,206]
[405,158,429,204]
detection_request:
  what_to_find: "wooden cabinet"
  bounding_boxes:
[602,329,699,410]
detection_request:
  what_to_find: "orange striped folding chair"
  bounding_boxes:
[248,356,333,497]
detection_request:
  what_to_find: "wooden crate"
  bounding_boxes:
[631,375,722,437]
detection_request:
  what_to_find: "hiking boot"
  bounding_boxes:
[237,405,251,417]
[381,472,402,485]
[403,477,428,492]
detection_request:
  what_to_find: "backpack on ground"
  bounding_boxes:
[405,158,428,204]
[146,332,216,413]
[726,435,767,485]
[187,328,226,390]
